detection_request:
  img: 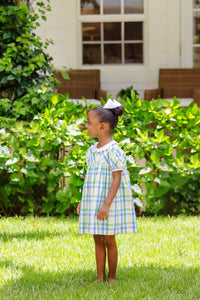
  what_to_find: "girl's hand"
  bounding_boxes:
[97,203,110,221]
[77,201,81,215]
[97,171,121,221]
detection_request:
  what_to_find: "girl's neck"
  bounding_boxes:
[97,136,113,148]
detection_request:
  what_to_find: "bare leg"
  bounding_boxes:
[93,235,106,281]
[104,235,118,283]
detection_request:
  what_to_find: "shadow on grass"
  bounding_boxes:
[0,229,79,242]
[0,216,79,242]
[0,259,199,300]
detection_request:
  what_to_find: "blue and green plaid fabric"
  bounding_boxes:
[79,140,137,235]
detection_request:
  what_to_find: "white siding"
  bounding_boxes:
[181,0,193,67]
[35,0,78,69]
[36,0,182,98]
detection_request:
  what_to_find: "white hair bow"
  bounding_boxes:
[103,99,121,109]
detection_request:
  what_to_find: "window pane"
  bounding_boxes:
[104,44,121,63]
[82,23,100,41]
[193,48,200,67]
[103,0,121,14]
[125,43,143,63]
[193,0,200,9]
[104,22,121,41]
[83,44,101,64]
[194,12,200,44]
[124,0,144,14]
[81,0,100,15]
[125,22,143,40]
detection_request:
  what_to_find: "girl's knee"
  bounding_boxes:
[104,235,116,248]
[93,234,104,244]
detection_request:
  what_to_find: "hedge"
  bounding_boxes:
[0,93,200,216]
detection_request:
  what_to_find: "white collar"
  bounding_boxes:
[92,140,116,152]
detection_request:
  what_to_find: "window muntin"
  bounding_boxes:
[80,0,145,65]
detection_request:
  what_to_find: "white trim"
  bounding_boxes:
[79,14,145,22]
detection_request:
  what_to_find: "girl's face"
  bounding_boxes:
[86,110,102,138]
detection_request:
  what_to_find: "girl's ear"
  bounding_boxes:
[100,123,105,130]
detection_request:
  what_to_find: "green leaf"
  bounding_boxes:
[0,64,5,72]
[61,71,70,80]
[126,155,136,166]
[150,151,160,163]
[132,184,142,194]
[25,153,39,163]
[139,167,152,175]
[158,161,173,171]
[5,157,19,166]
[42,202,54,213]
[52,95,58,105]
[10,173,21,182]
[31,97,40,105]
[56,202,70,213]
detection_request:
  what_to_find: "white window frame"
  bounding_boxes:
[77,0,147,67]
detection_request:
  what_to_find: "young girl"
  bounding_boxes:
[77,99,137,283]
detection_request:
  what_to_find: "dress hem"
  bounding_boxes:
[78,231,137,235]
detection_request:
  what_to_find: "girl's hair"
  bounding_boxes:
[92,105,124,130]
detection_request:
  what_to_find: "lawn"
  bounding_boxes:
[0,216,199,300]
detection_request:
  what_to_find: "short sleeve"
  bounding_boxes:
[108,145,126,171]
[85,146,93,166]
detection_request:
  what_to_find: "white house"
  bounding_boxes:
[36,0,197,98]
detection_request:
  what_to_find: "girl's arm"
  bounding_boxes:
[97,170,121,221]
[77,201,81,215]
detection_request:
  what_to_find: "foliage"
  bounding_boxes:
[0,216,199,299]
[116,85,139,101]
[0,90,200,216]
[0,1,55,120]
[116,93,200,216]
[0,95,95,216]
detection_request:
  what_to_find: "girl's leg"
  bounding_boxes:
[93,235,106,281]
[104,235,118,283]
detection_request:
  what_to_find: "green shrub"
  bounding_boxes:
[116,94,200,216]
[116,85,139,101]
[0,92,200,216]
[0,95,96,216]
[0,1,55,120]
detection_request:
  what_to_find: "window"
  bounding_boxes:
[193,0,200,67]
[79,0,145,65]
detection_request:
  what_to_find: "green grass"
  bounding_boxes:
[0,216,199,300]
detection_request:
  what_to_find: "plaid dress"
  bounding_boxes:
[79,140,137,235]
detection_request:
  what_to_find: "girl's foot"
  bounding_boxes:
[108,277,116,284]
[95,275,107,283]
